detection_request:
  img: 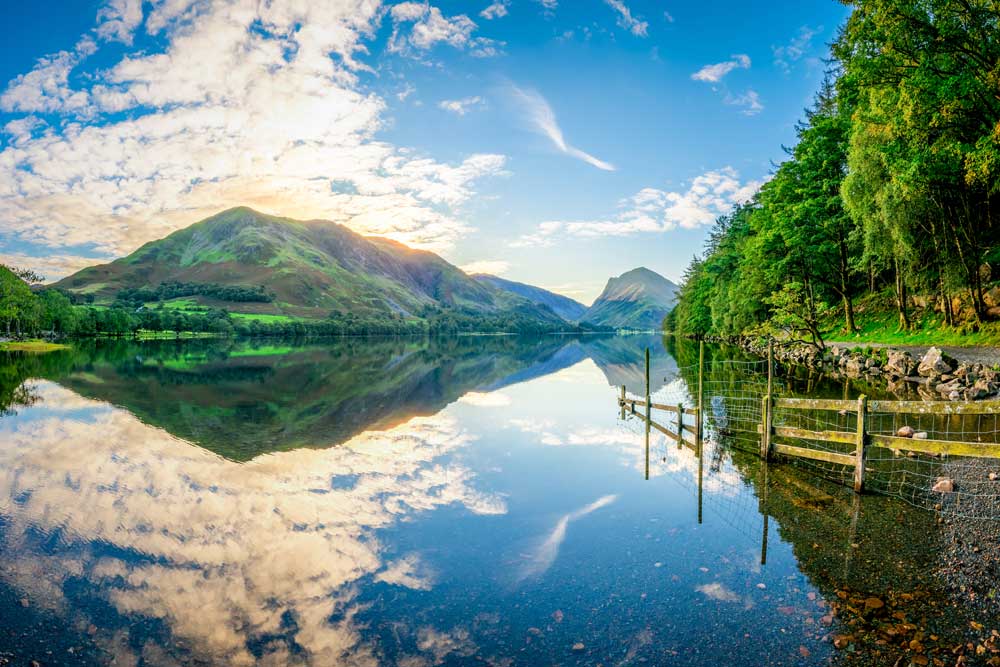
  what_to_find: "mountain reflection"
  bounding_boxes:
[0,335,674,460]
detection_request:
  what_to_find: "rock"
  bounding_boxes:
[572,643,585,652]
[949,390,962,401]
[833,635,852,649]
[913,431,928,440]
[552,610,564,623]
[932,477,954,493]
[990,472,998,481]
[19,598,28,608]
[864,597,885,610]
[897,425,915,438]
[846,356,865,376]
[936,379,963,394]
[919,347,956,377]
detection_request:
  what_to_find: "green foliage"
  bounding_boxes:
[670,0,1000,344]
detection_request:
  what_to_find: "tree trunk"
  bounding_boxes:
[838,237,857,333]
[894,259,910,330]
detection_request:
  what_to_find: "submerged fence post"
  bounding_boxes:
[645,347,651,481]
[854,394,868,493]
[761,339,774,460]
[696,340,705,451]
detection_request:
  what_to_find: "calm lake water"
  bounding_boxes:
[0,335,995,666]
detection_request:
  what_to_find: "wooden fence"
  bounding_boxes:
[618,341,1000,495]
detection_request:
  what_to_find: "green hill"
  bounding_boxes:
[53,207,568,328]
[581,267,678,330]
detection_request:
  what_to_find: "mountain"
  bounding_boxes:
[53,207,567,327]
[472,274,587,321]
[580,267,678,330]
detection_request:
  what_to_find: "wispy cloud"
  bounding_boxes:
[604,0,648,37]
[460,259,510,275]
[691,54,751,83]
[438,96,485,115]
[509,85,615,171]
[480,1,509,20]
[773,25,821,74]
[511,167,762,247]
[724,89,764,115]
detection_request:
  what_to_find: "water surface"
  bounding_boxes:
[0,336,993,666]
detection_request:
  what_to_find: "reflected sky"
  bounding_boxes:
[0,337,984,666]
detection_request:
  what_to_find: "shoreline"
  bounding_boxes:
[706,335,1000,402]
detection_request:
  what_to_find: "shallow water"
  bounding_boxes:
[0,335,995,666]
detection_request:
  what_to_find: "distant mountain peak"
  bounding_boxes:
[581,266,678,330]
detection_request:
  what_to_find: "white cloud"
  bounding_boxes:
[480,1,509,19]
[388,4,504,58]
[664,10,675,23]
[96,0,144,44]
[0,1,508,278]
[773,25,821,74]
[509,84,615,171]
[0,38,95,114]
[0,252,104,282]
[438,96,484,115]
[724,89,764,115]
[691,54,751,83]
[459,259,510,275]
[535,0,558,10]
[604,0,648,37]
[511,167,761,246]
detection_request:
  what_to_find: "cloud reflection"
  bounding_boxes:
[0,381,505,665]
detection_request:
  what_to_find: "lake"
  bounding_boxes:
[0,335,996,666]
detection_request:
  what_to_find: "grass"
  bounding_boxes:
[229,312,297,323]
[0,340,71,353]
[821,292,1000,348]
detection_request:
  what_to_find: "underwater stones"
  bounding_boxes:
[932,477,954,493]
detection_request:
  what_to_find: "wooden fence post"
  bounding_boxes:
[760,393,772,460]
[677,403,684,449]
[854,394,868,493]
[620,385,626,420]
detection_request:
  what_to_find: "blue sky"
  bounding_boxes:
[0,0,850,303]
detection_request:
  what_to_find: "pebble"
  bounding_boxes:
[572,643,585,652]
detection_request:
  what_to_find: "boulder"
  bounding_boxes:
[885,350,916,378]
[845,356,865,377]
[918,347,956,377]
[897,425,915,438]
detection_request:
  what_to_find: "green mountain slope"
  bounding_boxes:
[54,207,566,327]
[581,267,678,330]
[472,274,587,321]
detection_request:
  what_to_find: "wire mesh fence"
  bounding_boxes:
[618,345,1000,521]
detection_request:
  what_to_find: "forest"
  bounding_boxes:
[0,265,583,339]
[667,0,1000,349]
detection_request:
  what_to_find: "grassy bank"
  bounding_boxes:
[820,293,1000,348]
[0,340,71,353]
